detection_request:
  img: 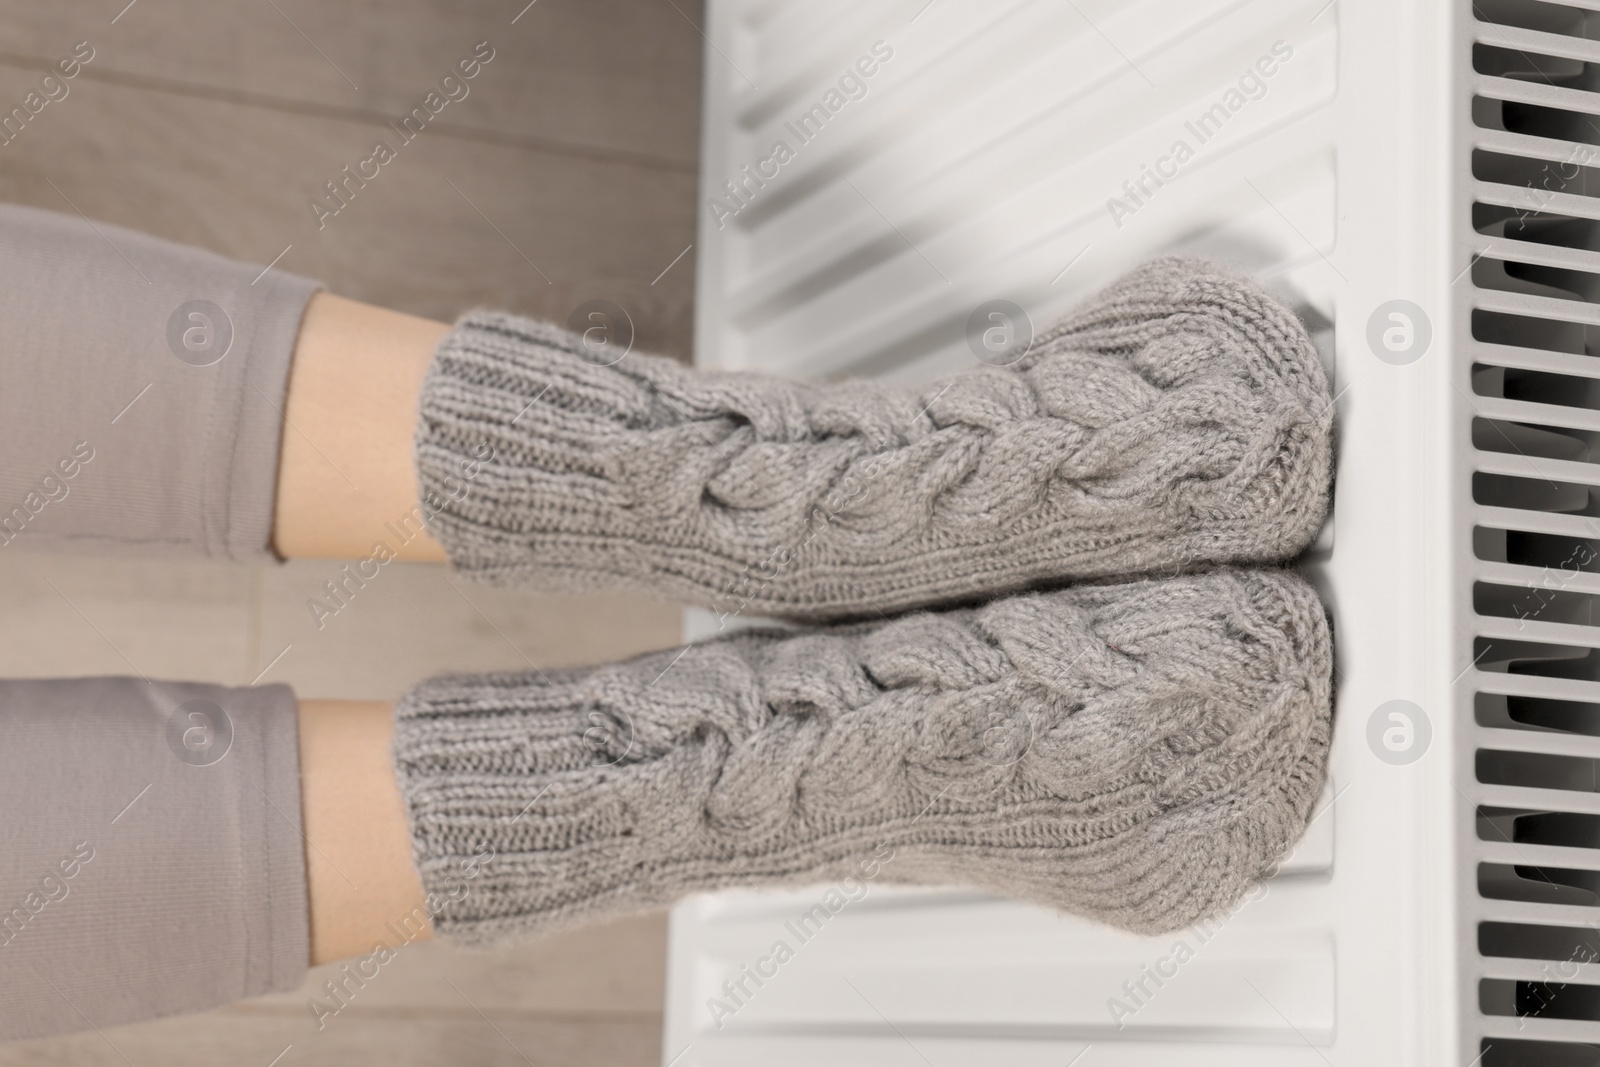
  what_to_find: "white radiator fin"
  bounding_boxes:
[673,1,1347,1064]
[1466,1,1600,1062]
[694,0,1341,384]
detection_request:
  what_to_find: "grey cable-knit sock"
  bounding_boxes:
[414,257,1333,621]
[393,568,1332,945]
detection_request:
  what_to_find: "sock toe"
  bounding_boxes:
[1033,257,1335,566]
[1094,567,1334,935]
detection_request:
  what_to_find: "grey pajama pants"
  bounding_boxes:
[0,205,319,1042]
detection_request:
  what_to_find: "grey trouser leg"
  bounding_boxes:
[0,203,320,561]
[0,677,307,1043]
[0,206,317,1040]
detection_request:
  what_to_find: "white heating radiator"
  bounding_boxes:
[665,0,1600,1063]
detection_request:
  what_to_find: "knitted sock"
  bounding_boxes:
[414,257,1333,621]
[393,567,1332,945]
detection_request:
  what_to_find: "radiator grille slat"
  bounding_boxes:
[1475,783,1600,815]
[1471,289,1600,329]
[1475,20,1600,64]
[1470,234,1600,277]
[1469,398,1600,436]
[1478,1015,1600,1041]
[1477,558,1600,594]
[1473,180,1600,224]
[1473,127,1600,167]
[1476,898,1600,928]
[1467,340,1600,379]
[1478,958,1600,986]
[1480,839,1600,873]
[1473,505,1600,541]
[1475,450,1600,488]
[1476,727,1600,760]
[1477,672,1600,706]
[1475,72,1600,114]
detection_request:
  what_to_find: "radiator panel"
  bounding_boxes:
[670,0,1463,1063]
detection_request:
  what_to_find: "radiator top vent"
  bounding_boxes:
[1468,1,1600,1062]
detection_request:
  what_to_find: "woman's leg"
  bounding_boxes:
[0,207,1335,1038]
[0,564,1335,1044]
[0,688,422,1044]
[388,567,1332,945]
[295,567,1332,958]
[0,204,319,562]
[0,678,307,1043]
[401,259,1333,620]
[272,295,449,564]
[0,204,1331,619]
[296,698,430,965]
[0,206,450,566]
[266,248,1334,623]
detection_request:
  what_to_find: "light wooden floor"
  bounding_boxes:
[0,1,702,1063]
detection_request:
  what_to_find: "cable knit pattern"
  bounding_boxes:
[413,258,1333,620]
[394,568,1332,944]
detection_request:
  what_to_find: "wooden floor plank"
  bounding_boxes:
[254,560,683,700]
[0,555,255,682]
[247,913,669,1016]
[0,1012,663,1066]
[0,0,702,169]
[0,62,698,355]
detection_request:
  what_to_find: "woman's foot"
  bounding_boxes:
[413,258,1333,620]
[393,567,1333,943]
